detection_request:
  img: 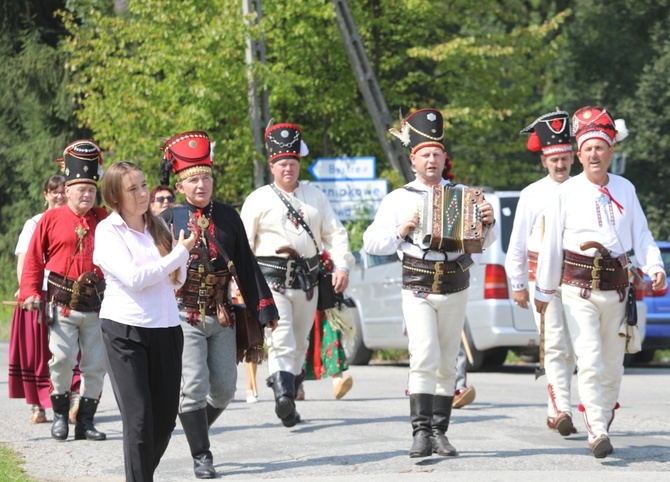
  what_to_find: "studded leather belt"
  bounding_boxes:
[402,255,473,295]
[562,250,629,291]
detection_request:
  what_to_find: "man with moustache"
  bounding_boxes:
[505,110,577,436]
[20,140,108,442]
[534,106,666,458]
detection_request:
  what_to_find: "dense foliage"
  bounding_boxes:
[2,0,670,307]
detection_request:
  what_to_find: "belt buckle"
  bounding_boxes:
[432,261,444,293]
[591,256,602,290]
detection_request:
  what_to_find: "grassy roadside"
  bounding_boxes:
[0,445,34,481]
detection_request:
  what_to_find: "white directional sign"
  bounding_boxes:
[310,179,388,221]
[308,156,376,181]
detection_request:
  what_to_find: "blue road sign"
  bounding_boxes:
[308,157,376,181]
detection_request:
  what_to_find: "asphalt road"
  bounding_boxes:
[0,342,668,481]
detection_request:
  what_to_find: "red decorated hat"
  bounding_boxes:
[160,131,212,182]
[56,140,104,186]
[572,106,628,149]
[519,110,572,155]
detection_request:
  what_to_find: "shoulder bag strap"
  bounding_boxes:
[270,183,320,255]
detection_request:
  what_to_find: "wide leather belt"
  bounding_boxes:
[402,255,472,294]
[562,250,629,291]
[47,272,105,312]
[176,269,231,315]
[528,250,538,282]
[257,255,320,291]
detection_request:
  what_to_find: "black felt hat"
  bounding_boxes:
[389,108,445,155]
[519,110,572,155]
[57,140,104,186]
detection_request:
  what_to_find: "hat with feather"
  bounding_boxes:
[264,120,309,163]
[519,110,572,155]
[56,139,104,186]
[572,106,628,150]
[159,131,213,185]
[389,108,445,155]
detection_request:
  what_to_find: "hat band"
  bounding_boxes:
[411,141,445,155]
[176,165,213,181]
[577,131,613,149]
[542,144,573,155]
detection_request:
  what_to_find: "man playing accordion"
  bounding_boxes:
[364,108,496,459]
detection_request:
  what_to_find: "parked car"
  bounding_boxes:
[344,190,647,370]
[637,240,670,362]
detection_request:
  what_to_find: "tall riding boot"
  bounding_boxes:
[179,408,216,479]
[266,371,300,427]
[409,393,434,458]
[432,395,457,456]
[74,397,106,441]
[50,393,70,441]
[206,403,224,428]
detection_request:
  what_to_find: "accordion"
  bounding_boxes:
[412,185,485,253]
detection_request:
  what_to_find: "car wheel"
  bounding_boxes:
[342,302,372,366]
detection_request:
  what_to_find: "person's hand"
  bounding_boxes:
[332,269,349,293]
[651,271,668,292]
[22,295,42,311]
[513,288,530,309]
[398,212,419,238]
[479,200,495,225]
[177,226,196,252]
[535,299,548,315]
[265,319,278,332]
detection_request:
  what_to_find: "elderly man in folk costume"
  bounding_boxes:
[241,122,355,428]
[505,110,578,436]
[159,131,279,479]
[534,106,667,458]
[20,140,109,442]
[364,108,497,458]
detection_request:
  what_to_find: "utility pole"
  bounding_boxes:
[242,0,271,189]
[331,0,412,182]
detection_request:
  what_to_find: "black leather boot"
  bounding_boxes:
[50,393,70,441]
[205,403,224,428]
[74,397,106,441]
[179,408,216,479]
[432,395,457,456]
[266,371,301,427]
[409,393,434,458]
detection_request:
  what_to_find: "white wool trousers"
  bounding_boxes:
[529,282,576,418]
[561,284,627,442]
[402,289,468,396]
[266,288,319,375]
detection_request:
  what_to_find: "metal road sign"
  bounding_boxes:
[308,157,376,181]
[310,179,388,221]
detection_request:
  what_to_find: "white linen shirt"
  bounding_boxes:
[505,175,563,291]
[93,211,189,328]
[363,179,497,261]
[16,213,49,291]
[240,182,354,271]
[535,172,664,302]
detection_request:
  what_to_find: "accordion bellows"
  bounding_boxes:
[413,186,485,253]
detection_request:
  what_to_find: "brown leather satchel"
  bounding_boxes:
[232,303,266,364]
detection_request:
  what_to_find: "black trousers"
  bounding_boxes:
[101,319,183,482]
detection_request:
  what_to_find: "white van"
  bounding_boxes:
[344,191,647,370]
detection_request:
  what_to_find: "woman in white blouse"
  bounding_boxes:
[94,162,195,482]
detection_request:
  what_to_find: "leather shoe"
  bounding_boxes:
[589,434,614,459]
[547,412,577,436]
[452,386,475,409]
[333,375,353,399]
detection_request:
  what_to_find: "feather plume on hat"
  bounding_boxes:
[614,119,628,143]
[389,110,411,146]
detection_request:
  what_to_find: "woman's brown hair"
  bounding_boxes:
[100,162,181,283]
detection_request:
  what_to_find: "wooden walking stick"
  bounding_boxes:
[247,362,258,397]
